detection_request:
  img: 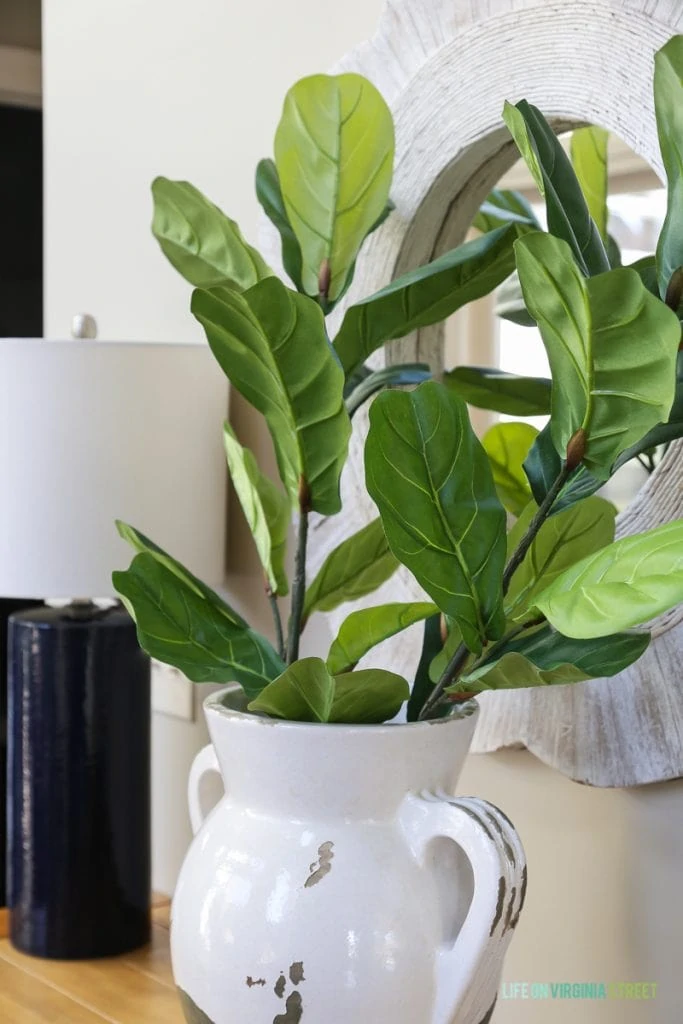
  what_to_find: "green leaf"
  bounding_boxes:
[274,73,394,303]
[115,521,246,627]
[494,270,537,327]
[482,422,538,515]
[407,614,446,721]
[458,624,650,691]
[365,381,507,654]
[248,657,335,721]
[607,234,622,269]
[113,553,284,695]
[334,225,522,375]
[303,518,398,624]
[247,657,409,723]
[223,425,289,596]
[630,254,659,295]
[472,188,541,233]
[327,602,437,674]
[444,366,551,416]
[654,36,683,297]
[428,618,464,684]
[616,351,683,466]
[570,126,609,241]
[345,363,432,417]
[329,668,410,724]
[523,424,602,515]
[151,178,271,290]
[531,519,683,638]
[515,232,680,478]
[505,496,616,619]
[502,101,610,277]
[254,158,304,292]
[192,277,350,515]
[329,199,396,313]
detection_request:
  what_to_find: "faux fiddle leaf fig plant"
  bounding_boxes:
[115,40,683,726]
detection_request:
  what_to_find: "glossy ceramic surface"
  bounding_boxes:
[7,604,151,958]
[172,689,526,1024]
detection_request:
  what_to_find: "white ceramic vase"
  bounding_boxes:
[171,687,526,1024]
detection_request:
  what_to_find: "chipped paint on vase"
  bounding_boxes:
[171,687,526,1024]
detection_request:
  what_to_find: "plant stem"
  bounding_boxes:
[268,590,285,661]
[502,460,575,595]
[286,505,309,664]
[417,641,470,720]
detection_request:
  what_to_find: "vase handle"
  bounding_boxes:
[401,791,526,1024]
[188,744,221,835]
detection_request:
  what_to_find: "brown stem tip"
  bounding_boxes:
[565,428,586,471]
[298,476,312,514]
[318,258,331,301]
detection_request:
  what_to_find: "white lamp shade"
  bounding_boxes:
[0,339,229,598]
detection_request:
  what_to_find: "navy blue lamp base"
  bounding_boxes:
[0,597,42,908]
[7,603,151,959]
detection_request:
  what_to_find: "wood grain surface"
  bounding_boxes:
[0,898,183,1024]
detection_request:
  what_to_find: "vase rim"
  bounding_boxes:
[204,684,479,732]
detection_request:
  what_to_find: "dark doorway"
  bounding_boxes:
[0,104,42,336]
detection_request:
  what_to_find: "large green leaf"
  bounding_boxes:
[494,270,537,327]
[113,554,284,696]
[255,158,304,292]
[334,225,522,375]
[248,657,335,721]
[116,521,246,626]
[444,366,551,416]
[616,351,683,466]
[458,624,650,691]
[328,668,410,723]
[303,517,398,624]
[654,36,683,297]
[515,232,680,478]
[523,423,602,515]
[327,602,437,674]
[505,496,616,618]
[629,254,659,295]
[151,178,271,290]
[274,73,394,303]
[570,126,609,241]
[223,425,289,595]
[247,657,409,723]
[365,381,507,654]
[531,519,683,638]
[472,188,540,233]
[482,422,538,516]
[192,277,350,515]
[345,363,432,417]
[503,100,610,277]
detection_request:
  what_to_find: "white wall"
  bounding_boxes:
[42,4,683,1021]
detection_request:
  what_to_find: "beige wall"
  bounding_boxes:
[42,2,682,1020]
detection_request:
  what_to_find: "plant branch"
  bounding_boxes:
[286,494,310,664]
[268,589,286,661]
[418,641,470,720]
[502,459,575,595]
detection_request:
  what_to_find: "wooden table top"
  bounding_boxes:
[0,897,185,1023]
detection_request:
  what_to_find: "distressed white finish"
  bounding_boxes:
[172,690,526,1024]
[266,0,683,788]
